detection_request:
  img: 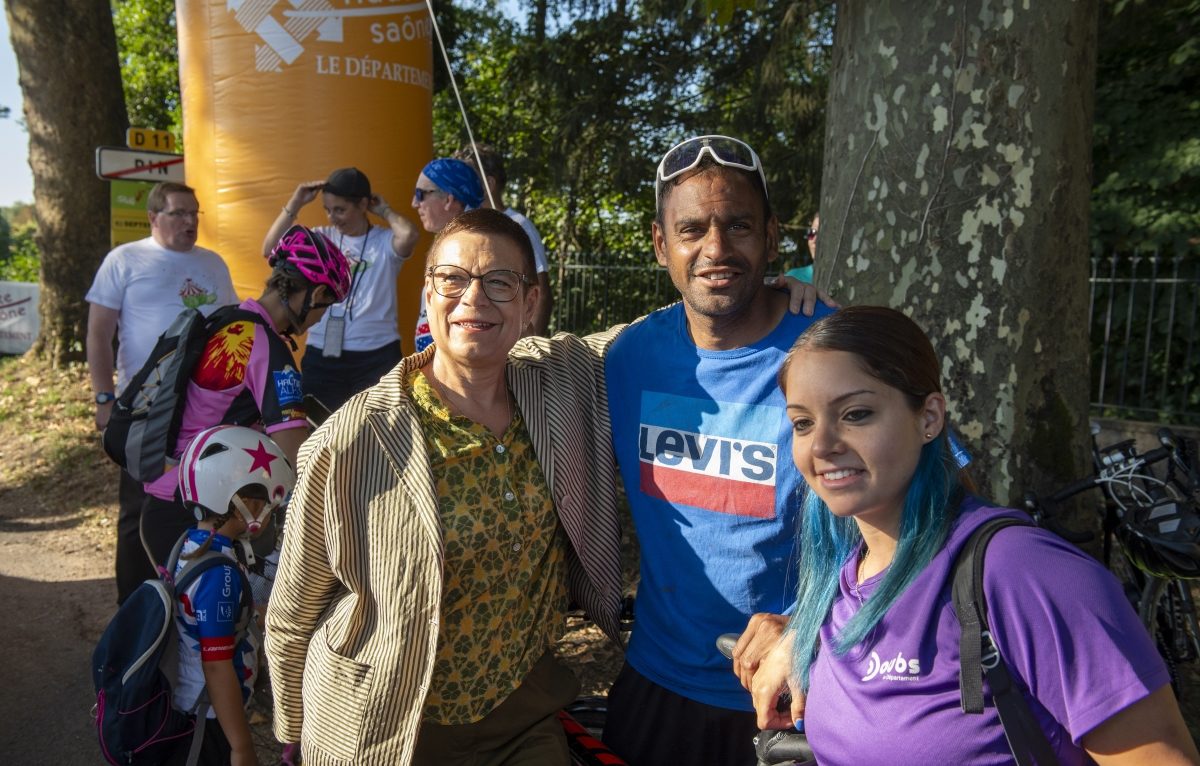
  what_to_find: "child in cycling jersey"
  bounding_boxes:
[167,425,295,766]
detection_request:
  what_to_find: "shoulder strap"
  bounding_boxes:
[203,305,267,334]
[172,545,256,638]
[952,516,1060,766]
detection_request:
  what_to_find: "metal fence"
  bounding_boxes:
[550,250,678,334]
[1089,250,1200,426]
[551,249,1200,425]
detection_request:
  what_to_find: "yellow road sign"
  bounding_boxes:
[126,127,176,153]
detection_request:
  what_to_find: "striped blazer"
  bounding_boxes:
[265,327,626,766]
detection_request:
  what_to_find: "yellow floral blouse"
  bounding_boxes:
[407,369,569,724]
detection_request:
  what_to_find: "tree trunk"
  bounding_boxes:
[819,1,1099,504]
[5,0,128,364]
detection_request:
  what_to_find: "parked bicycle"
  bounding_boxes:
[1024,423,1200,697]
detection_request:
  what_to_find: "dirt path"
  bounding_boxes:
[0,523,113,764]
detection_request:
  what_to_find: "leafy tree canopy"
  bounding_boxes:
[113,0,181,143]
[432,0,833,264]
[1091,0,1199,252]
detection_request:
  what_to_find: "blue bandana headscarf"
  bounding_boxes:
[422,158,484,210]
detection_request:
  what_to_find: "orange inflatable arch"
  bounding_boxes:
[177,0,433,346]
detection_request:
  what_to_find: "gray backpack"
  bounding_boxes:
[102,305,263,482]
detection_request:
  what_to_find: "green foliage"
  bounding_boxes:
[1091,0,1200,252]
[432,1,833,331]
[112,0,182,143]
[0,221,40,283]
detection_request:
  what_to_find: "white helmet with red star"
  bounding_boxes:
[178,425,296,535]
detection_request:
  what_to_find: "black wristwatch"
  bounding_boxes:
[95,392,116,405]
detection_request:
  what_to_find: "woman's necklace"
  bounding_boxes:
[857,545,870,584]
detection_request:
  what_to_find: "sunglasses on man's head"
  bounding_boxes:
[414,187,444,203]
[655,135,768,209]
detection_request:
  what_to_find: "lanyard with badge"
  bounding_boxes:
[322,227,372,357]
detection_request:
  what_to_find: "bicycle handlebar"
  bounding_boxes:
[716,633,817,766]
[1028,427,1197,546]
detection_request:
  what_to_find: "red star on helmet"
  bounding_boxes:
[244,440,278,476]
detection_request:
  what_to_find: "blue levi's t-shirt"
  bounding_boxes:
[605,300,834,710]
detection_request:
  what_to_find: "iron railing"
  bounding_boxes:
[550,249,1200,425]
[549,250,677,334]
[1089,250,1200,426]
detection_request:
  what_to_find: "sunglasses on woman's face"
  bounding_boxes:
[413,187,444,203]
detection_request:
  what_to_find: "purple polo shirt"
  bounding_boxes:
[804,500,1170,765]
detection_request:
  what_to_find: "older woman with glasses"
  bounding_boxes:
[265,208,626,766]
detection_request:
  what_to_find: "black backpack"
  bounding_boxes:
[102,305,265,482]
[953,516,1060,766]
[92,533,254,765]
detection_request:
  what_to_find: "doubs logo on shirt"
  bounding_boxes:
[861,650,922,682]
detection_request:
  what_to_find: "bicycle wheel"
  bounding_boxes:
[1138,576,1186,700]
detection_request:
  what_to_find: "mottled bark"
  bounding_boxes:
[819,1,1098,503]
[5,0,128,363]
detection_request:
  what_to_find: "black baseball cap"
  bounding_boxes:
[324,167,371,200]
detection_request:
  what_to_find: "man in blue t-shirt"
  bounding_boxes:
[603,136,833,766]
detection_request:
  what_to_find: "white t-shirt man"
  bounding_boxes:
[86,236,236,392]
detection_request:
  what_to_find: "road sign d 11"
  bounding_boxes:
[126,127,176,153]
[95,146,185,184]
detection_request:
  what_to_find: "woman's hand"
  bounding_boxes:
[287,180,326,213]
[750,633,806,731]
[369,193,393,219]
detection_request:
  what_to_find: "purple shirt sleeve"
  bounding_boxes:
[983,527,1171,742]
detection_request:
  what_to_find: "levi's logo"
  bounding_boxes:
[639,426,775,482]
[636,392,780,518]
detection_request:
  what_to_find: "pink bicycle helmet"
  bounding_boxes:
[269,224,352,302]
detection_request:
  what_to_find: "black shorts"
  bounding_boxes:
[301,339,403,412]
[602,661,759,766]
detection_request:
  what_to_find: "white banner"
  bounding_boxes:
[0,281,39,355]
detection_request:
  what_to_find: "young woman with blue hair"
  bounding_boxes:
[744,306,1198,765]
